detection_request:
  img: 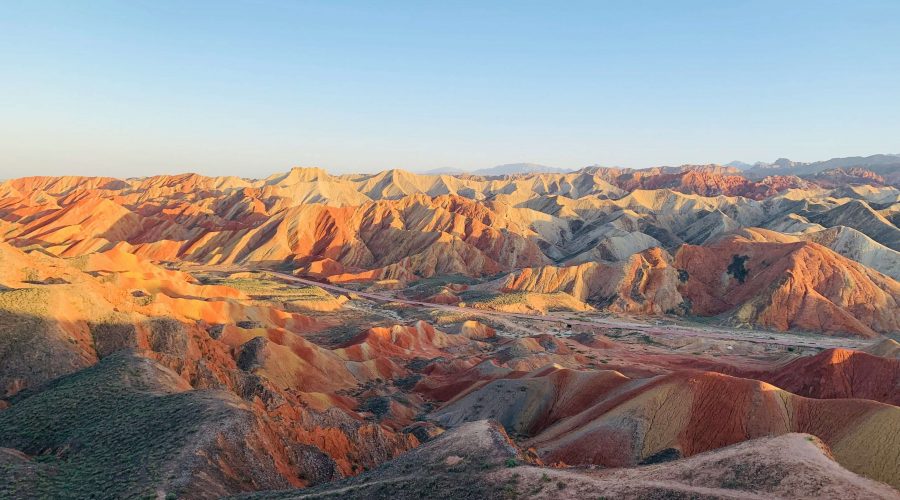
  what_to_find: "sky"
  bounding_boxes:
[1,0,899,178]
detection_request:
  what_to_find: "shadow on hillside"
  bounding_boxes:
[0,302,197,401]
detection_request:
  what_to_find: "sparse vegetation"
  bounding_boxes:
[726,254,750,283]
[208,274,337,303]
[0,353,219,499]
[407,275,479,299]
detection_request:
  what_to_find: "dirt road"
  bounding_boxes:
[264,271,871,351]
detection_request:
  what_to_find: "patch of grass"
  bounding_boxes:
[0,287,51,316]
[214,275,336,302]
[67,255,89,271]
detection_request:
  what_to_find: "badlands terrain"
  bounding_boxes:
[0,157,899,498]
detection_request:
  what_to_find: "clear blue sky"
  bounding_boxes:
[1,0,898,178]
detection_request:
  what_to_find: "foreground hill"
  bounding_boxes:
[432,365,900,488]
[245,420,899,500]
[0,352,306,498]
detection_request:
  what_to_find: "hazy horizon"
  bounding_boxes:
[2,1,899,178]
[2,151,900,181]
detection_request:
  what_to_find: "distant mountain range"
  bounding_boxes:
[422,163,571,176]
[728,154,900,178]
[428,155,900,180]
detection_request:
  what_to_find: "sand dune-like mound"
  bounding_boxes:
[219,325,360,393]
[457,320,496,339]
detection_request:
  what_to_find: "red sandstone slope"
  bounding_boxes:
[604,166,809,199]
[675,235,900,336]
[336,321,475,362]
[429,364,900,488]
[0,190,549,280]
[525,370,900,487]
[765,348,900,405]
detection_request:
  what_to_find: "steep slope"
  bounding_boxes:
[0,247,422,491]
[726,226,900,281]
[141,194,547,280]
[866,339,900,359]
[502,247,684,314]
[809,199,900,250]
[680,209,741,244]
[6,197,144,255]
[675,235,900,336]
[764,348,900,405]
[801,225,900,280]
[433,366,631,437]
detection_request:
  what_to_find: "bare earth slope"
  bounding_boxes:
[674,234,900,336]
[242,420,899,500]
